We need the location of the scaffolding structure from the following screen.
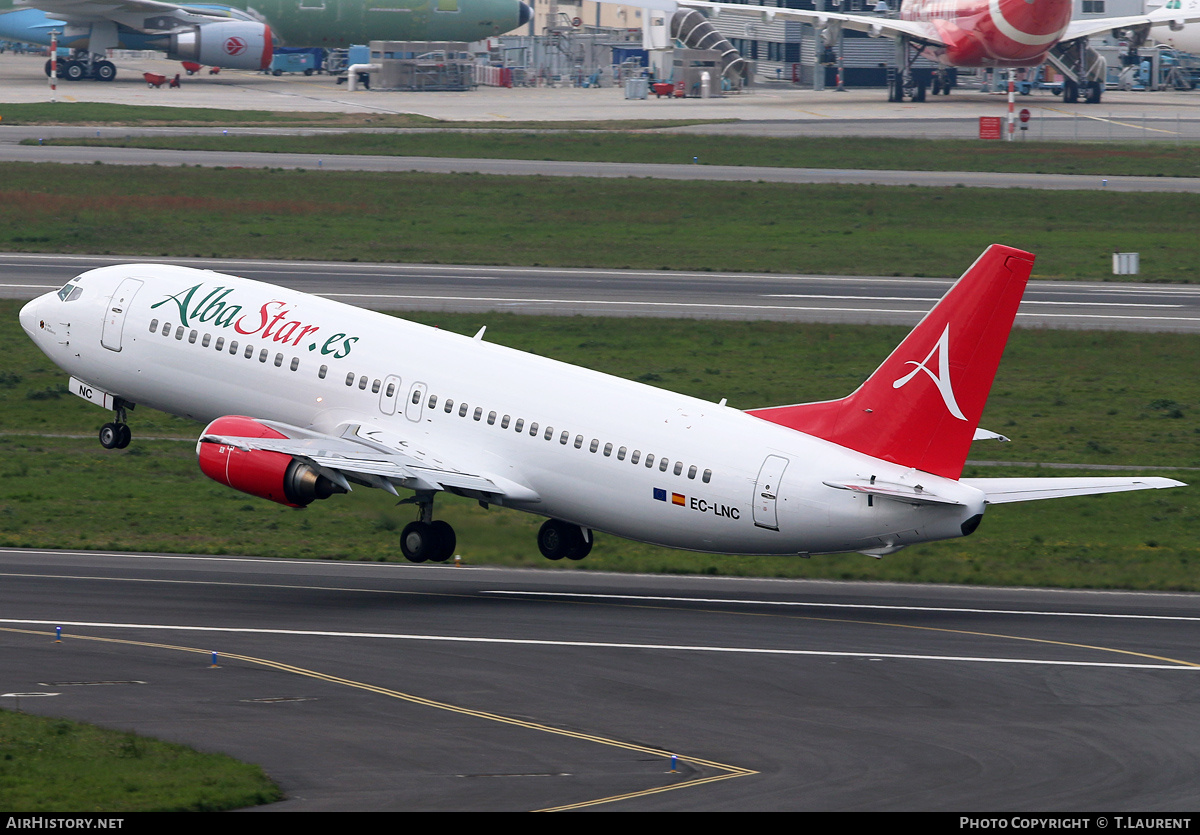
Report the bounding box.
[494,27,641,87]
[369,41,474,92]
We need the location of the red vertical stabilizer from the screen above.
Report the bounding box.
[747,245,1034,480]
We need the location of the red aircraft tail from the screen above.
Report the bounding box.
[747,245,1034,480]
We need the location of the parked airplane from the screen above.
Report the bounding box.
[616,0,1200,103]
[0,0,531,81]
[1148,0,1200,54]
[18,246,1183,562]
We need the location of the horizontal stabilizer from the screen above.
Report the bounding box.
[822,479,965,506]
[973,427,1010,442]
[961,477,1186,504]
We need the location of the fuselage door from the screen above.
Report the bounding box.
[405,382,428,422]
[379,375,401,415]
[753,454,790,531]
[100,278,144,353]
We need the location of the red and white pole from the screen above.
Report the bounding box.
[1006,68,1015,141]
[49,29,58,102]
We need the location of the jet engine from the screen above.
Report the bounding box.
[162,21,273,71]
[197,416,345,508]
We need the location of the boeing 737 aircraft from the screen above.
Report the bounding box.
[18,247,1183,563]
[0,0,531,80]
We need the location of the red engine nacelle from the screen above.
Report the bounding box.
[165,21,273,71]
[197,416,345,508]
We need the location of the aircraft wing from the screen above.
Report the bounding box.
[199,419,541,503]
[600,0,946,47]
[1062,6,1200,41]
[959,476,1185,504]
[15,0,238,24]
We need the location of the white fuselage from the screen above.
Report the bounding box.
[1149,0,1200,53]
[19,264,987,556]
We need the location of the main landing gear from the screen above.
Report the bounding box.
[399,491,457,563]
[45,53,117,82]
[1062,79,1103,104]
[886,38,947,103]
[397,491,594,563]
[537,519,592,561]
[98,403,132,450]
[400,519,457,563]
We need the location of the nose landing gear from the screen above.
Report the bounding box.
[98,402,132,450]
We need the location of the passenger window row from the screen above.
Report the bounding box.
[423,392,712,484]
[149,319,300,372]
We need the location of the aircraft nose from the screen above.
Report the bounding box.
[19,296,42,339]
[518,1,532,27]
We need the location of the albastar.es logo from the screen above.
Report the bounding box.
[151,283,358,358]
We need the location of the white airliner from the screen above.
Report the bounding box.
[1150,0,1200,55]
[18,246,1184,563]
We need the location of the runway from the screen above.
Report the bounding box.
[3,547,1199,811]
[4,132,1200,193]
[3,251,1199,332]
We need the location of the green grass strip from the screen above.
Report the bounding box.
[2,162,1198,280]
[35,133,1200,178]
[0,709,281,812]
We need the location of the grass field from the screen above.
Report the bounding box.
[0,708,281,811]
[3,162,1199,281]
[3,301,1195,589]
[39,132,1200,178]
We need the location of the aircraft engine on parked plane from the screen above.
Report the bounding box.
[159,21,273,71]
[197,416,346,508]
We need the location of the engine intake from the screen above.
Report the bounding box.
[164,21,273,71]
[197,416,346,508]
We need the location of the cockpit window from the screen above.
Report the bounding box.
[57,283,83,302]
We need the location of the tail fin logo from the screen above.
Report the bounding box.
[892,324,967,421]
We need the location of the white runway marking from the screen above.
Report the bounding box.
[484,590,1200,623]
[764,295,1182,308]
[1,617,1194,670]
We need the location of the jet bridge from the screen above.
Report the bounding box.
[670,8,749,86]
